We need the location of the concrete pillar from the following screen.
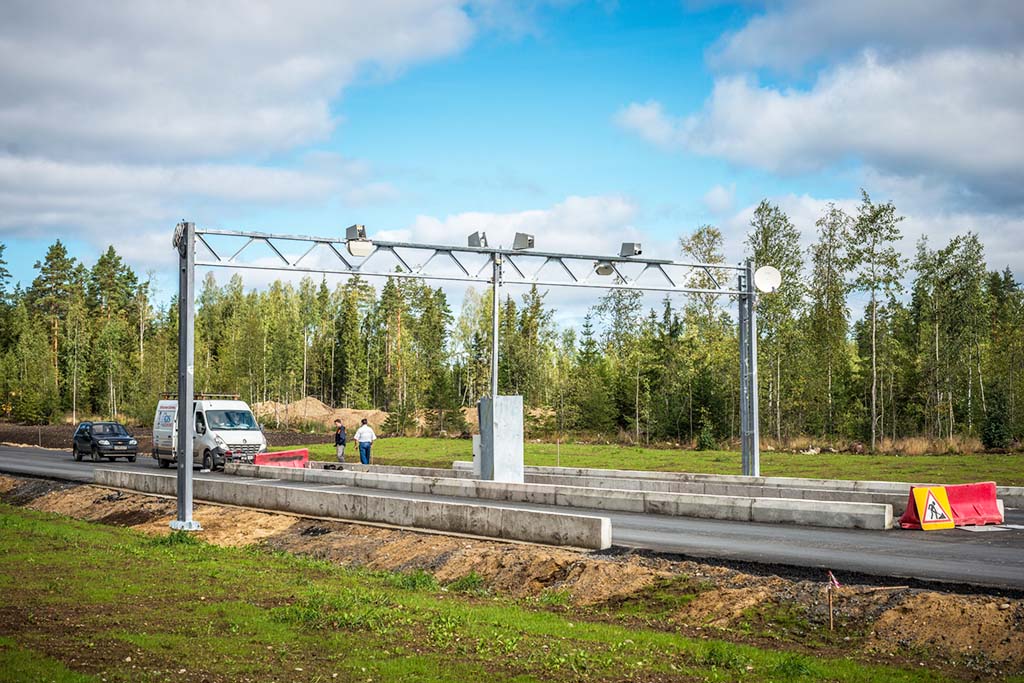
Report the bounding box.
[477,395,524,484]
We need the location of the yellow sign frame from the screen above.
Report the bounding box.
[913,486,955,530]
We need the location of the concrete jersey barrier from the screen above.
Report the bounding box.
[228,463,894,530]
[452,461,1023,510]
[93,469,611,550]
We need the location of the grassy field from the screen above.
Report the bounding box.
[0,504,990,683]
[279,437,1024,486]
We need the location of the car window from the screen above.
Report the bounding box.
[205,410,258,431]
[93,424,128,436]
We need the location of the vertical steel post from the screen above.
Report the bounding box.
[490,251,501,398]
[738,266,750,475]
[747,260,761,477]
[172,222,201,531]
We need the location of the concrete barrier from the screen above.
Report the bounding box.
[452,460,1022,511]
[93,469,611,549]
[228,463,893,530]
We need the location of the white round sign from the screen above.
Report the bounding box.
[753,265,782,293]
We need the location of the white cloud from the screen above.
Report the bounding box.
[702,183,735,215]
[710,0,1024,74]
[617,49,1024,206]
[0,154,394,269]
[378,194,643,254]
[0,1,477,161]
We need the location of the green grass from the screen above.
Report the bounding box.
[280,437,1024,485]
[0,504,966,683]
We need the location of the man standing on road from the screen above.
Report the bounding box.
[333,419,347,463]
[354,418,376,465]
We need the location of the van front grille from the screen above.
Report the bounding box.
[228,443,261,456]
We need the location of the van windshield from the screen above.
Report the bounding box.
[205,410,259,431]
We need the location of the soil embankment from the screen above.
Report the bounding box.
[1,472,1021,679]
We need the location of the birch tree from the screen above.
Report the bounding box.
[848,190,904,451]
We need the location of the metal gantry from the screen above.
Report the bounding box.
[172,223,762,528]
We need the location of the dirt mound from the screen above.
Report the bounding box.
[332,408,389,430]
[868,593,1024,665]
[679,586,775,627]
[134,504,299,546]
[27,485,175,526]
[252,400,286,417]
[461,406,479,432]
[287,396,334,421]
[265,520,668,604]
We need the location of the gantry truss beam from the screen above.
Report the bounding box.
[194,228,745,296]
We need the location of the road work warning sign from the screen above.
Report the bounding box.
[913,487,955,530]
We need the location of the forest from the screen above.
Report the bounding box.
[1,190,1021,452]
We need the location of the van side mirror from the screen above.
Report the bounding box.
[197,424,206,435]
[258,423,264,432]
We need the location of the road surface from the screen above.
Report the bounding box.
[2,443,1022,591]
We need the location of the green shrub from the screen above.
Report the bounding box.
[446,571,486,594]
[696,407,717,451]
[983,385,1012,450]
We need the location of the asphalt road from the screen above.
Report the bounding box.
[2,443,1023,591]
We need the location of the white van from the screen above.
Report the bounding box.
[152,395,268,471]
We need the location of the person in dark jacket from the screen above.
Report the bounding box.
[333,419,347,463]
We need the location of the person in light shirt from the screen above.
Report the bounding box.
[353,418,376,465]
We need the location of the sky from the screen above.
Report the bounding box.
[1,0,1023,324]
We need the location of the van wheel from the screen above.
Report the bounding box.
[157,458,170,469]
[202,450,213,471]
[91,448,100,462]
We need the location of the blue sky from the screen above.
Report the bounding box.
[1,1,1022,320]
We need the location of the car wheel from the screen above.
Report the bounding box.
[90,448,100,462]
[73,445,82,462]
[202,450,213,471]
[157,458,170,469]
[127,456,137,463]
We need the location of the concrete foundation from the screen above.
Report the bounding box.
[227,463,893,530]
[93,469,611,550]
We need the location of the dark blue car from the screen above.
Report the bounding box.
[72,421,139,462]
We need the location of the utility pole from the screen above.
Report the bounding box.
[739,260,761,477]
[172,222,201,531]
[490,251,502,398]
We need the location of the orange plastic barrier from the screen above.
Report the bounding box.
[253,449,309,468]
[899,481,1003,529]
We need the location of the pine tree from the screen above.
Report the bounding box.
[28,240,77,393]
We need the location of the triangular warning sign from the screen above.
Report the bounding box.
[922,491,950,523]
[911,486,955,530]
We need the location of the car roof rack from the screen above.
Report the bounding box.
[160,392,241,400]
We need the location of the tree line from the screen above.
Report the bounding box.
[1,190,1021,449]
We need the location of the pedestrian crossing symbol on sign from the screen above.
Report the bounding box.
[912,486,955,530]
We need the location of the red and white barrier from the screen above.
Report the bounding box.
[253,449,309,468]
[899,481,1003,530]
